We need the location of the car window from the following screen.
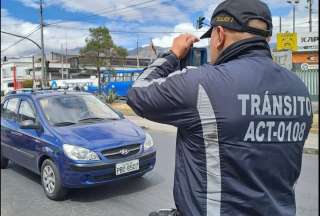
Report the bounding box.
[2,98,19,120]
[1,100,9,113]
[18,100,36,123]
[39,94,120,125]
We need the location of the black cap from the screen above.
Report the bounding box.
[200,0,273,39]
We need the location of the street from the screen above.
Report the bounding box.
[1,129,319,216]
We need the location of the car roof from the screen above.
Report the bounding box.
[3,90,92,101]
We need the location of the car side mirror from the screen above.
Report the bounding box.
[20,120,41,130]
[115,110,124,118]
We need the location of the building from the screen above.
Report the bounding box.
[275,32,319,101]
[0,51,150,95]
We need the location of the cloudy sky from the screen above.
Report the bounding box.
[1,0,319,57]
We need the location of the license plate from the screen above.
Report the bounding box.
[115,159,139,176]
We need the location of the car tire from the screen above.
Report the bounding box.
[1,154,9,169]
[41,159,67,201]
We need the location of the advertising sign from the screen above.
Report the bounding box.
[272,50,293,70]
[277,32,298,51]
[300,63,318,71]
[298,32,319,51]
[292,52,318,64]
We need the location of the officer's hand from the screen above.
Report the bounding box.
[170,34,199,60]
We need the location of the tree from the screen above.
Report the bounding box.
[113,46,128,66]
[80,26,114,94]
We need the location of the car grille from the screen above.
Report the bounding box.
[93,164,150,181]
[101,144,141,160]
[92,152,156,181]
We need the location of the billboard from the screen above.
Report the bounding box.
[292,52,318,64]
[298,32,319,51]
[276,32,298,51]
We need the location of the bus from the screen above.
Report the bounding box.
[85,69,144,97]
[102,69,143,97]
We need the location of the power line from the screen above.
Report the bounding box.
[48,25,206,34]
[46,0,160,27]
[1,25,41,53]
[1,30,42,49]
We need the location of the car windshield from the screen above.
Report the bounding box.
[39,94,120,126]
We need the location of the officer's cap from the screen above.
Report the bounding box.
[200,0,273,39]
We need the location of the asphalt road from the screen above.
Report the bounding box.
[1,130,319,216]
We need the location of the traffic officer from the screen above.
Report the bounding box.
[127,0,313,215]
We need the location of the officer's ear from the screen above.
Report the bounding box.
[266,36,271,43]
[215,26,226,50]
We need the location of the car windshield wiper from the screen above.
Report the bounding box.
[54,121,77,126]
[78,117,120,122]
[78,117,106,122]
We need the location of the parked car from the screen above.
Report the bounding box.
[1,89,156,200]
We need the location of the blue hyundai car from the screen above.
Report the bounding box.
[1,90,156,200]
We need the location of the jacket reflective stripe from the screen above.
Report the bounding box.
[197,85,221,216]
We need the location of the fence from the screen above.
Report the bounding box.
[293,69,319,101]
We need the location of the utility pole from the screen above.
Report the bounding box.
[136,35,140,68]
[287,0,299,33]
[293,3,296,33]
[307,0,312,32]
[279,16,282,33]
[32,56,36,88]
[40,0,46,87]
[65,39,68,79]
[61,44,64,79]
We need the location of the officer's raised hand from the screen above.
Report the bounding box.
[170,34,199,59]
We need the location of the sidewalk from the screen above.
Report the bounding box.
[304,133,319,154]
[126,115,319,154]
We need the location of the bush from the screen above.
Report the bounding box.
[107,89,117,104]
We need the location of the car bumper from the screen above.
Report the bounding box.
[61,151,156,188]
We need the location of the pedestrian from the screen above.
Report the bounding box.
[127,0,313,215]
[74,85,81,91]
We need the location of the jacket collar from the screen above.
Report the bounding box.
[214,37,272,65]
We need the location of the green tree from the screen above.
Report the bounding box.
[113,46,128,66]
[80,26,114,94]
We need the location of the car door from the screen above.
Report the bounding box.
[16,98,41,172]
[1,99,10,158]
[0,97,22,162]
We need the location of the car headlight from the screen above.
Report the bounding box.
[143,132,154,150]
[63,144,100,161]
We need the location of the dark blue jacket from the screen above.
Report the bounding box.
[127,37,313,216]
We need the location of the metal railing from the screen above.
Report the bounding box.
[293,69,319,101]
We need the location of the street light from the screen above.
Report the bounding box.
[287,0,300,33]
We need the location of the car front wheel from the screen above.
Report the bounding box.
[41,159,67,200]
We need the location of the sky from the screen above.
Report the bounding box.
[1,0,319,57]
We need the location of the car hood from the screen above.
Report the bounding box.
[52,119,145,150]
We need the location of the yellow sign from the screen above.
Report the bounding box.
[277,32,298,51]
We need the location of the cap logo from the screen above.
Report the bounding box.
[215,16,234,23]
